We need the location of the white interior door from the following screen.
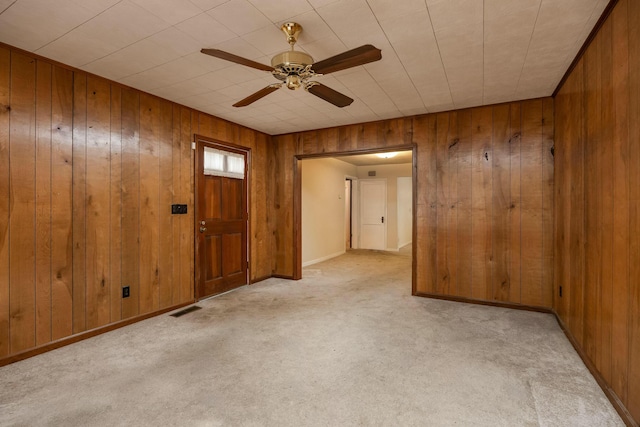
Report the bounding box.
[359,179,387,250]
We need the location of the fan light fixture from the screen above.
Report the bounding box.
[376,152,398,159]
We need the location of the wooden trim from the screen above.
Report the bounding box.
[293,156,302,280]
[0,300,194,367]
[413,292,553,313]
[411,145,418,296]
[554,314,638,427]
[553,0,620,97]
[250,275,272,284]
[414,291,637,427]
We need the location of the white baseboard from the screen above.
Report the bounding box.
[302,250,346,267]
[386,247,399,252]
[398,240,412,249]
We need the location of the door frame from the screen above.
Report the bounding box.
[194,135,251,300]
[294,145,416,293]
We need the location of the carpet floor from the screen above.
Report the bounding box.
[0,249,623,426]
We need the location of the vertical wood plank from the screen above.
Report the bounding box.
[447,112,458,296]
[627,0,640,419]
[554,86,570,319]
[456,110,472,298]
[9,52,37,352]
[302,132,317,154]
[50,65,73,341]
[72,71,87,334]
[491,104,510,302]
[508,103,522,304]
[610,0,629,404]
[541,98,554,307]
[0,47,10,356]
[520,99,544,307]
[600,18,614,385]
[35,60,52,346]
[178,107,192,303]
[159,100,173,309]
[470,106,492,299]
[584,40,601,364]
[139,94,160,314]
[171,105,181,303]
[413,115,436,293]
[85,76,111,330]
[436,112,450,294]
[183,108,196,300]
[109,85,122,323]
[121,88,140,319]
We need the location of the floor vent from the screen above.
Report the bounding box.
[170,305,202,318]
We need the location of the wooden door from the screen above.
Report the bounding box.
[360,179,387,250]
[196,141,248,299]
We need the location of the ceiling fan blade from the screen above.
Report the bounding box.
[201,49,274,72]
[311,44,381,75]
[233,85,280,107]
[306,83,353,108]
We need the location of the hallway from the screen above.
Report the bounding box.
[0,249,621,426]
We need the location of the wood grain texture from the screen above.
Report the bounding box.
[610,0,630,405]
[600,17,614,386]
[0,44,272,361]
[491,104,510,302]
[455,110,472,299]
[521,99,545,307]
[72,72,87,334]
[139,94,160,314]
[554,1,639,423]
[628,0,640,420]
[273,102,552,306]
[470,106,492,300]
[179,107,192,303]
[35,60,52,346]
[10,52,37,353]
[508,103,522,304]
[0,47,9,357]
[50,65,73,341]
[120,88,140,320]
[85,76,111,330]
[109,85,122,323]
[158,100,173,309]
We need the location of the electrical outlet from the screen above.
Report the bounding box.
[122,286,130,298]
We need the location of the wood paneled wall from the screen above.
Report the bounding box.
[0,45,272,359]
[554,0,640,423]
[272,99,554,307]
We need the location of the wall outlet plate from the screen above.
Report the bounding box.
[122,286,130,298]
[171,204,187,214]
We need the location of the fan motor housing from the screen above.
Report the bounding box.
[271,50,313,71]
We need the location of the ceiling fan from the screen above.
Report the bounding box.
[200,22,382,108]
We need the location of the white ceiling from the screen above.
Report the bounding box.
[0,0,607,135]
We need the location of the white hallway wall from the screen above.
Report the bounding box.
[302,158,357,266]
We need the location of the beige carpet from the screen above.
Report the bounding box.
[0,249,622,426]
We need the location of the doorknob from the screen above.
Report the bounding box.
[381,216,384,223]
[199,226,207,233]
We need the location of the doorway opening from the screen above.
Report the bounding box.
[295,147,415,290]
[194,137,251,300]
